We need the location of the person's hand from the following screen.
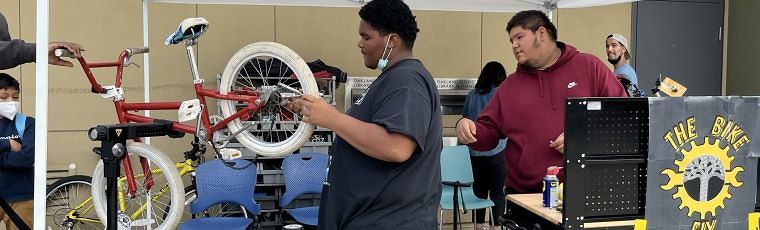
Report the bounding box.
[550,132,565,154]
[282,98,302,114]
[48,41,84,67]
[294,94,339,128]
[10,139,21,152]
[456,118,477,144]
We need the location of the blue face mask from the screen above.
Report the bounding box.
[376,35,393,71]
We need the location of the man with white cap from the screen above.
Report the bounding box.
[606,33,639,86]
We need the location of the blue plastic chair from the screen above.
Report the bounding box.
[280,152,329,226]
[440,145,495,229]
[180,159,261,230]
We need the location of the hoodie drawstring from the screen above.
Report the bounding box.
[548,70,556,110]
[538,72,544,97]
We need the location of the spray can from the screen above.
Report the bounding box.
[542,166,562,208]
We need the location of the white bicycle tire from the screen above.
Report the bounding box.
[220,41,317,156]
[91,143,184,230]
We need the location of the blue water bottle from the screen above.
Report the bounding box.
[542,166,562,208]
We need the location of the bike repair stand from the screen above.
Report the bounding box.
[88,120,184,230]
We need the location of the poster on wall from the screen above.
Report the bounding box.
[646,97,760,230]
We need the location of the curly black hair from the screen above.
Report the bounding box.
[506,10,557,41]
[359,0,420,49]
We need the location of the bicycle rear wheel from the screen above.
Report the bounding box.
[219,42,317,156]
[90,143,185,230]
[46,175,103,230]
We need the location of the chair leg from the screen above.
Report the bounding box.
[473,211,477,229]
[439,210,443,230]
[488,206,494,229]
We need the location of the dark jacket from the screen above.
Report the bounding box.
[0,115,35,202]
[0,12,36,70]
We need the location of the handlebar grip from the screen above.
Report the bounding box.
[54,49,76,58]
[128,47,150,56]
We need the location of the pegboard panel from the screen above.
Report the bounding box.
[584,108,648,156]
[564,98,649,229]
[583,163,646,216]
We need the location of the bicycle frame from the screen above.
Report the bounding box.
[61,159,195,225]
[117,160,195,221]
[75,45,261,137]
[71,43,261,198]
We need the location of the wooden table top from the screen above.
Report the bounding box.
[506,193,563,224]
[506,193,636,228]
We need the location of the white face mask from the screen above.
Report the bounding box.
[376,35,393,71]
[0,101,20,120]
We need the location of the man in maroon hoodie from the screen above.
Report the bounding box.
[458,9,626,193]
[456,10,626,226]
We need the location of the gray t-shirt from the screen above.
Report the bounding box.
[318,59,443,230]
[614,63,638,86]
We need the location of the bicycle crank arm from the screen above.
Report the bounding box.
[214,121,256,143]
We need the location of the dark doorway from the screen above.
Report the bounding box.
[632,0,724,96]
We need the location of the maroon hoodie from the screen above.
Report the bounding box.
[469,42,627,193]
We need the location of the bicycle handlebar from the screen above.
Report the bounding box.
[127,47,150,56]
[55,47,150,58]
[54,49,77,58]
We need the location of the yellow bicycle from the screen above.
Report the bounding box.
[46,141,249,230]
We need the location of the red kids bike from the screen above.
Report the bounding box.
[57,17,317,229]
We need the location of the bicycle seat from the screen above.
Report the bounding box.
[165,17,209,45]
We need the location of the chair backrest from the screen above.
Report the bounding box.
[280,153,329,207]
[440,145,474,184]
[190,159,260,215]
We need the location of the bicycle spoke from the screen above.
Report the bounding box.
[237,71,256,90]
[265,56,274,82]
[238,62,257,90]
[280,104,298,115]
[277,59,286,86]
[47,176,101,230]
[121,168,173,227]
[277,105,299,141]
[285,80,301,88]
[248,59,269,87]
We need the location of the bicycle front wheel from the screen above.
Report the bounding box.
[90,143,185,230]
[46,175,103,230]
[219,42,317,156]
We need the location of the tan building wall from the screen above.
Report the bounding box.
[726,0,760,95]
[0,1,630,178]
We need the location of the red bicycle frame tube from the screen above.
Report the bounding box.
[75,49,262,197]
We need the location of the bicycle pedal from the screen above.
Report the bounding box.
[220,148,242,160]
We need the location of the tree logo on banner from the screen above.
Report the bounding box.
[660,116,751,229]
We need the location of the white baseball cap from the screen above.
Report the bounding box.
[607,33,631,59]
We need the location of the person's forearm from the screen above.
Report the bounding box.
[325,113,415,163]
[0,145,35,169]
[0,40,36,70]
[468,121,501,151]
[0,139,10,152]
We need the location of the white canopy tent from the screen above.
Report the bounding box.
[151,0,638,13]
[33,0,637,229]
